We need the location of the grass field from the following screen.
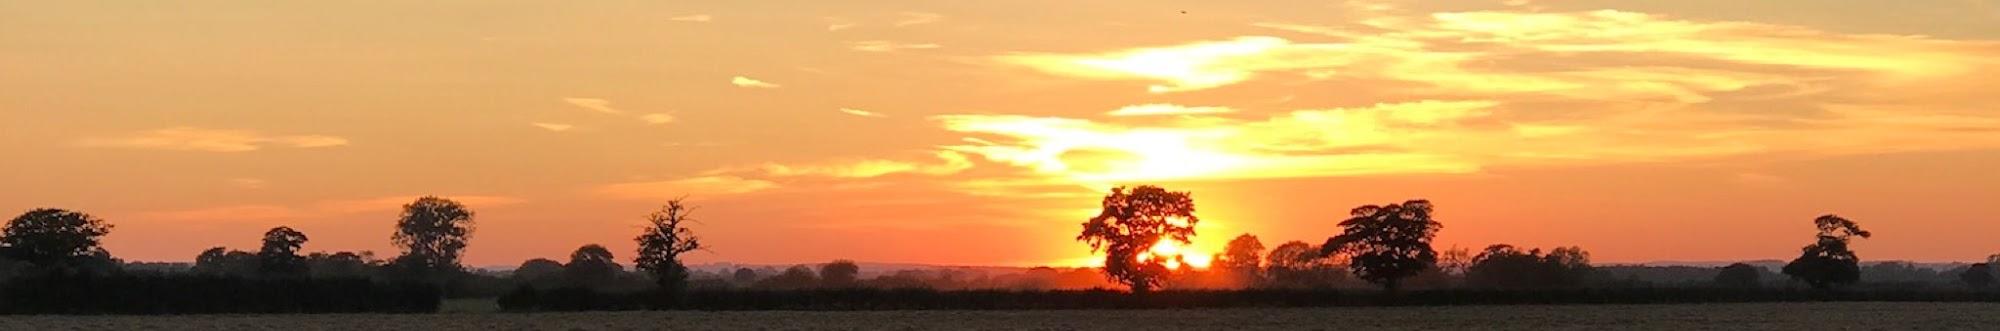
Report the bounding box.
[2,302,1993,330]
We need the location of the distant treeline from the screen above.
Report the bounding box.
[495,287,2000,311]
[4,190,1999,314]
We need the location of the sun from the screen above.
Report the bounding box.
[1140,239,1213,269]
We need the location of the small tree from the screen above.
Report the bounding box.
[1215,234,1265,271]
[819,260,861,288]
[1323,200,1443,291]
[193,246,258,276]
[1715,263,1764,288]
[513,258,564,284]
[388,196,475,282]
[1963,263,1995,289]
[1077,185,1199,293]
[635,198,704,292]
[257,226,310,277]
[1782,215,1870,289]
[1265,241,1346,289]
[564,244,622,288]
[1,209,114,271]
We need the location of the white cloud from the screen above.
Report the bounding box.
[839,108,887,118]
[563,98,623,114]
[895,12,944,27]
[78,127,349,152]
[1106,104,1235,116]
[669,14,712,22]
[731,76,782,88]
[531,122,575,132]
[640,113,676,125]
[849,40,942,52]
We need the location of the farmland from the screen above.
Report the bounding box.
[4,302,1995,330]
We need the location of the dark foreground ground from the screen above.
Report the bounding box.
[1,302,1991,330]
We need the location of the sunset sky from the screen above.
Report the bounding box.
[3,0,1998,268]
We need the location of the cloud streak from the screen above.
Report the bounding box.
[78,127,348,152]
[895,12,944,27]
[839,108,887,118]
[563,98,624,114]
[731,76,781,88]
[849,40,942,52]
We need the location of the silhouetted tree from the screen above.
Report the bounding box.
[1,209,114,272]
[1715,263,1764,288]
[634,199,703,292]
[1436,246,1473,276]
[305,251,378,279]
[1323,200,1442,291]
[387,196,475,282]
[193,247,258,276]
[754,265,819,290]
[1215,234,1265,271]
[1782,215,1870,289]
[564,244,622,288]
[1465,245,1593,289]
[820,260,861,288]
[1265,241,1346,288]
[257,226,309,277]
[731,268,759,284]
[1077,185,1199,293]
[514,258,563,283]
[1962,263,1995,289]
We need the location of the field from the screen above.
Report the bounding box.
[2,302,1995,330]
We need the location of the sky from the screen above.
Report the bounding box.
[2,0,1998,268]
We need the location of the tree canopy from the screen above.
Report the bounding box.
[565,244,622,288]
[257,226,310,277]
[388,196,475,280]
[1,209,114,271]
[1215,234,1265,272]
[1322,200,1442,290]
[1714,263,1764,288]
[1781,215,1870,289]
[1077,185,1199,293]
[1464,245,1594,289]
[634,198,704,292]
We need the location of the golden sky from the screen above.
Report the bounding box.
[4,0,1999,267]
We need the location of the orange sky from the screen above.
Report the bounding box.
[3,0,1998,267]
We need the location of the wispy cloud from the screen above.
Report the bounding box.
[596,176,780,200]
[229,178,269,190]
[137,195,524,222]
[531,122,575,132]
[895,12,944,27]
[749,151,973,179]
[1106,104,1235,116]
[825,17,858,31]
[138,205,310,222]
[731,76,782,88]
[838,108,888,118]
[849,40,942,52]
[669,14,712,22]
[639,113,676,125]
[78,127,348,152]
[1001,10,1993,95]
[563,97,624,114]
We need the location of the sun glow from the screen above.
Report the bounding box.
[1141,239,1212,269]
